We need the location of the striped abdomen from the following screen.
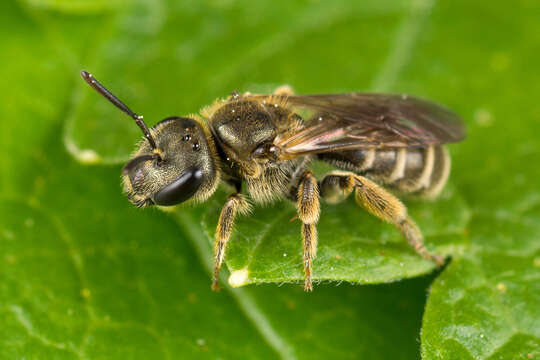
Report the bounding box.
[318,145,450,198]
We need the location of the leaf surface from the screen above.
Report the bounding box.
[1,0,539,359]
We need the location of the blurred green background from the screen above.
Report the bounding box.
[1,0,539,359]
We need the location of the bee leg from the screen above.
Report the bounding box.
[273,85,295,96]
[213,193,251,291]
[320,171,444,265]
[296,170,320,291]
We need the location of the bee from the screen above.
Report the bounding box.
[81,70,465,291]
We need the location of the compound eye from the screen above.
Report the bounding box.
[152,167,203,206]
[122,154,157,176]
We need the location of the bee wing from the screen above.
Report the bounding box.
[257,93,465,158]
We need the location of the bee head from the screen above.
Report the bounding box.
[80,71,219,208]
[122,116,219,207]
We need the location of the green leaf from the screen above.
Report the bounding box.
[394,1,540,357]
[65,0,412,163]
[21,0,127,14]
[197,186,469,287]
[2,0,539,359]
[65,0,470,287]
[1,1,435,359]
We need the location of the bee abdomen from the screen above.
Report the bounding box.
[318,145,450,198]
[417,146,451,198]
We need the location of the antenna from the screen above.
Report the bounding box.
[80,70,157,150]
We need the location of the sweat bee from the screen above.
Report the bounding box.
[81,70,465,291]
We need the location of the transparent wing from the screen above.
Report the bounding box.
[253,93,465,159]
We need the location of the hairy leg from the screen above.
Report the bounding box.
[213,193,251,290]
[319,170,444,265]
[296,170,320,291]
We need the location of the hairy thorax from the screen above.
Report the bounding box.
[204,96,305,204]
[244,158,307,204]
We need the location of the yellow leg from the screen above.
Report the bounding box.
[213,193,251,291]
[296,170,320,291]
[320,170,444,265]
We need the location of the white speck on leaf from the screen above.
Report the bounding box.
[229,268,249,287]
